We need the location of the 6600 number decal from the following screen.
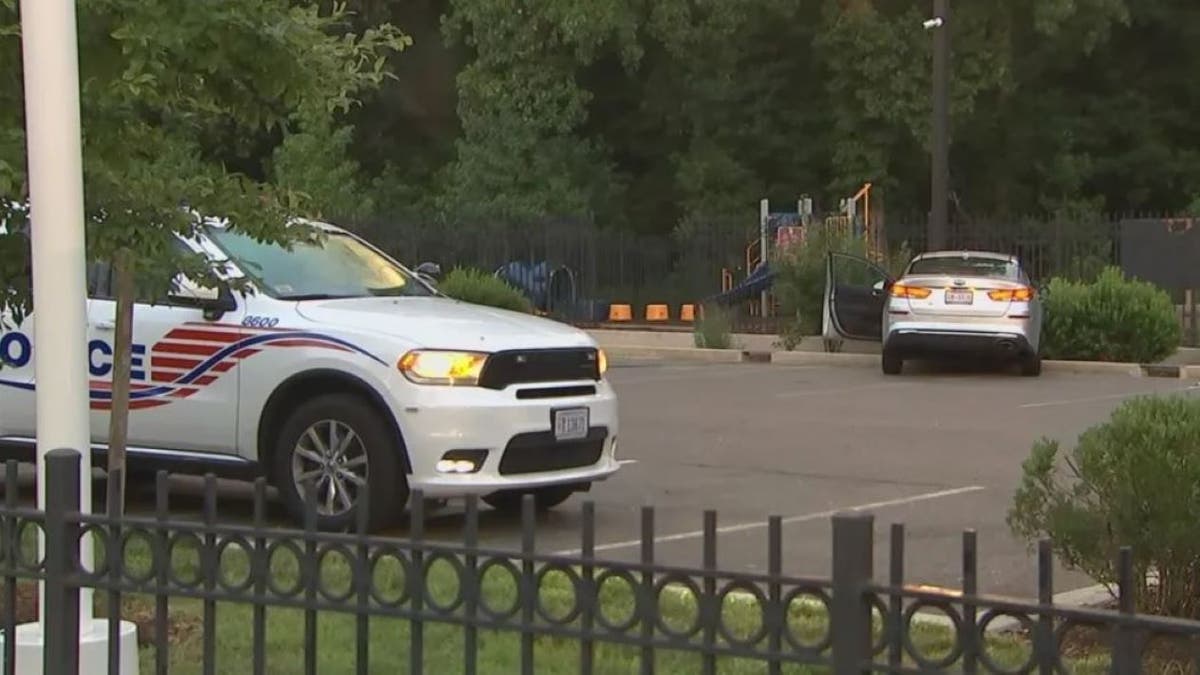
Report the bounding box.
[242,316,280,328]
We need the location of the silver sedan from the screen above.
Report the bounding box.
[822,250,1044,376]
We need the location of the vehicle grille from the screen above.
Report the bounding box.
[497,428,607,476]
[478,348,600,390]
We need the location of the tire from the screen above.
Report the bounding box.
[1020,352,1042,377]
[272,393,408,532]
[881,349,903,375]
[482,483,583,514]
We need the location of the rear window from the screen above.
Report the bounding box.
[906,256,1022,280]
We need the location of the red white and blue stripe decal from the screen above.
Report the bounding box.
[1,322,383,411]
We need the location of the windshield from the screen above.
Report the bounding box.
[906,256,1023,281]
[204,225,435,300]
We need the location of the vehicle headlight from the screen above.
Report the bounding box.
[397,350,489,386]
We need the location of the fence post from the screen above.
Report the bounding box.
[832,512,874,675]
[43,447,82,675]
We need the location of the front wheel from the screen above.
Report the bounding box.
[273,393,408,532]
[482,483,584,514]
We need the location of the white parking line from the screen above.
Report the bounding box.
[553,485,986,556]
[1018,385,1199,409]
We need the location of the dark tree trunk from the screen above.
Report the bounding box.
[106,249,135,517]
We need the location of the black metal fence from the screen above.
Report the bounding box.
[349,214,1189,331]
[7,448,1200,674]
[354,217,750,324]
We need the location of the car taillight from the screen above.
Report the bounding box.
[891,284,932,299]
[987,287,1035,302]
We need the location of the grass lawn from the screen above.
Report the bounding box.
[5,530,1129,674]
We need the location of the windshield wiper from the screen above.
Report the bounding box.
[366,285,431,297]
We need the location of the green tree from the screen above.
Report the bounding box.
[0,0,409,513]
[438,0,640,225]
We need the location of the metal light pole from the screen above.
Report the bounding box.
[17,1,139,671]
[19,0,93,631]
[927,0,950,251]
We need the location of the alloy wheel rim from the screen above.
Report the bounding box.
[290,419,368,517]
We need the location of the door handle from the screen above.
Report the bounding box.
[93,320,115,331]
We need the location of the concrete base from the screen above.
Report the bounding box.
[4,620,140,675]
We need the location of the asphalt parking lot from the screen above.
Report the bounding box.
[10,360,1198,601]
[421,359,1196,600]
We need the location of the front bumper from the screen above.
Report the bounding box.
[394,379,621,498]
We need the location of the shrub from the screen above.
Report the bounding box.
[436,267,533,314]
[1041,267,1180,363]
[1007,395,1200,618]
[693,304,733,349]
[774,319,806,351]
[772,224,866,336]
[772,224,912,336]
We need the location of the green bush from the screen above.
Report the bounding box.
[772,224,911,336]
[1041,267,1180,363]
[693,304,733,349]
[436,267,533,313]
[1007,395,1200,618]
[773,225,864,336]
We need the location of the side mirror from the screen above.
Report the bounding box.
[872,279,892,295]
[202,284,238,321]
[168,276,237,321]
[415,261,442,285]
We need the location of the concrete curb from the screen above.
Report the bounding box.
[1042,359,1146,377]
[770,351,878,368]
[605,346,1194,379]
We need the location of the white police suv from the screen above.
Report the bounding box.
[0,217,620,531]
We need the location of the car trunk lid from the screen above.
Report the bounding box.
[896,274,1027,318]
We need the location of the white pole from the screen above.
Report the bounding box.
[19,0,94,633]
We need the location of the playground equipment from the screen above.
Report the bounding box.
[494,260,580,317]
[709,183,879,316]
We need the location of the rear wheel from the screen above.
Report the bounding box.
[273,393,408,532]
[881,349,903,375]
[482,483,583,514]
[1020,352,1042,377]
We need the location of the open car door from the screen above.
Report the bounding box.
[822,252,893,342]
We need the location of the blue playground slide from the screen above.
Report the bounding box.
[495,260,579,314]
[705,262,776,305]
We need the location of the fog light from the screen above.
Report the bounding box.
[436,449,488,474]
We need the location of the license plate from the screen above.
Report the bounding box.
[553,408,589,441]
[945,290,974,305]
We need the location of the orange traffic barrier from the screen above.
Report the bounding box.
[608,304,632,322]
[680,304,695,322]
[645,304,669,322]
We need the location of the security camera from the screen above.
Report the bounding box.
[923,17,944,29]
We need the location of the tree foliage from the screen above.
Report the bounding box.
[4,0,1199,285]
[329,0,1200,233]
[0,0,409,510]
[0,0,409,304]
